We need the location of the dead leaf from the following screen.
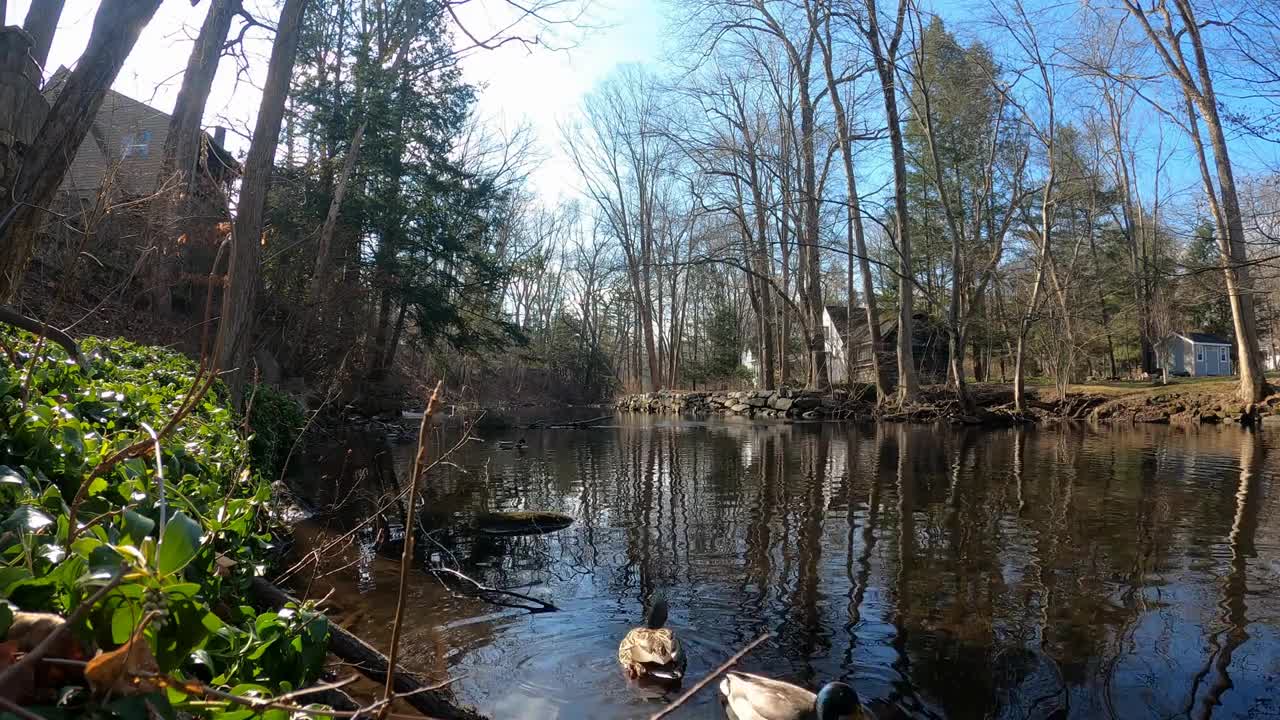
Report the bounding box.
[85,626,161,696]
[0,640,34,703]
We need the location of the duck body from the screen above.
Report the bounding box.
[720,672,865,720]
[618,598,686,682]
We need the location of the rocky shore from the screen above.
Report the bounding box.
[616,381,1280,428]
[616,387,870,420]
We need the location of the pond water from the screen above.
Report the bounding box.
[289,417,1280,719]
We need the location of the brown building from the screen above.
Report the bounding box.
[42,66,237,206]
[823,304,949,385]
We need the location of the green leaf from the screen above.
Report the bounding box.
[86,477,108,497]
[0,603,12,638]
[3,505,53,533]
[0,567,32,594]
[111,603,141,644]
[0,466,25,487]
[121,509,156,545]
[156,512,202,576]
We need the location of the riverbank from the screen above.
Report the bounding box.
[617,377,1280,427]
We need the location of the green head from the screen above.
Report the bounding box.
[815,682,860,719]
[645,596,669,629]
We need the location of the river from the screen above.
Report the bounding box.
[288,416,1280,719]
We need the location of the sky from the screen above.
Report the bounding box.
[4,0,1274,212]
[2,0,661,203]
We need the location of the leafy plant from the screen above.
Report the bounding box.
[246,385,306,480]
[0,331,329,718]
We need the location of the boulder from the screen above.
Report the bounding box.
[771,397,795,412]
[747,397,768,408]
[801,410,822,420]
[731,403,751,413]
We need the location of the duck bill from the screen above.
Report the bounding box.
[646,668,683,682]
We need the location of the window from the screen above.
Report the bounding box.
[1221,347,1229,363]
[120,129,152,159]
[1196,348,1204,363]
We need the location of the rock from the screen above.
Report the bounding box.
[731,403,751,413]
[792,396,822,411]
[747,397,767,408]
[778,385,793,398]
[801,410,821,420]
[1262,414,1280,427]
[772,397,794,412]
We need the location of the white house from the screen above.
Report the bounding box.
[1156,332,1234,377]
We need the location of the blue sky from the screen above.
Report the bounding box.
[4,0,1273,211]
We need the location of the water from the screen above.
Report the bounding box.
[289,417,1280,719]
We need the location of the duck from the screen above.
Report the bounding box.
[720,672,867,720]
[618,596,686,682]
[495,437,527,450]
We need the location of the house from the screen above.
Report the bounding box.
[823,304,948,385]
[1156,332,1234,377]
[41,67,237,205]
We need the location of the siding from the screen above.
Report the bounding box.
[58,90,172,201]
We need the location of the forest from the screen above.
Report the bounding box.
[0,0,1278,418]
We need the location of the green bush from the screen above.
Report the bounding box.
[0,332,328,718]
[246,385,306,481]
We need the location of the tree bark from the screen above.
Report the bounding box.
[0,0,163,302]
[151,0,239,315]
[816,6,887,400]
[21,0,65,70]
[215,0,309,401]
[861,0,918,403]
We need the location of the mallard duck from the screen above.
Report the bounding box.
[720,672,866,720]
[495,437,527,450]
[618,596,686,681]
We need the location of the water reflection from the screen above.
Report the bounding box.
[290,420,1280,719]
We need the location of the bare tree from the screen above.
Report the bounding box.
[216,0,310,401]
[1121,0,1266,402]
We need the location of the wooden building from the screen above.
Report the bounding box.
[823,304,949,386]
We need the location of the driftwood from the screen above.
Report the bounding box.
[525,414,612,429]
[0,306,91,372]
[248,577,488,720]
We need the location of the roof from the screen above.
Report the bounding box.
[1182,332,1233,346]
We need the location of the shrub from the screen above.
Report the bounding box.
[0,331,328,717]
[246,384,306,480]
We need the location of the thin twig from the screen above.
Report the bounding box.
[272,420,479,586]
[0,567,127,690]
[648,633,773,720]
[382,381,444,708]
[430,568,559,613]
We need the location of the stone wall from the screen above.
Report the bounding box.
[616,387,872,421]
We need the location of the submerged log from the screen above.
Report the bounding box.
[473,511,574,537]
[248,577,488,720]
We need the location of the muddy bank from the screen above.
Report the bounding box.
[1088,386,1280,426]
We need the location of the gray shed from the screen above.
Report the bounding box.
[1157,333,1234,377]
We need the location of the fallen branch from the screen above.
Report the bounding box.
[248,577,487,720]
[430,567,559,613]
[526,414,612,429]
[648,632,772,720]
[0,305,91,373]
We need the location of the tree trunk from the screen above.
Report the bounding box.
[861,0,918,403]
[151,0,238,315]
[215,0,309,401]
[21,0,65,69]
[310,120,366,305]
[818,11,887,400]
[0,0,163,302]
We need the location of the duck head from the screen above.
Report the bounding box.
[815,682,861,719]
[645,596,669,629]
